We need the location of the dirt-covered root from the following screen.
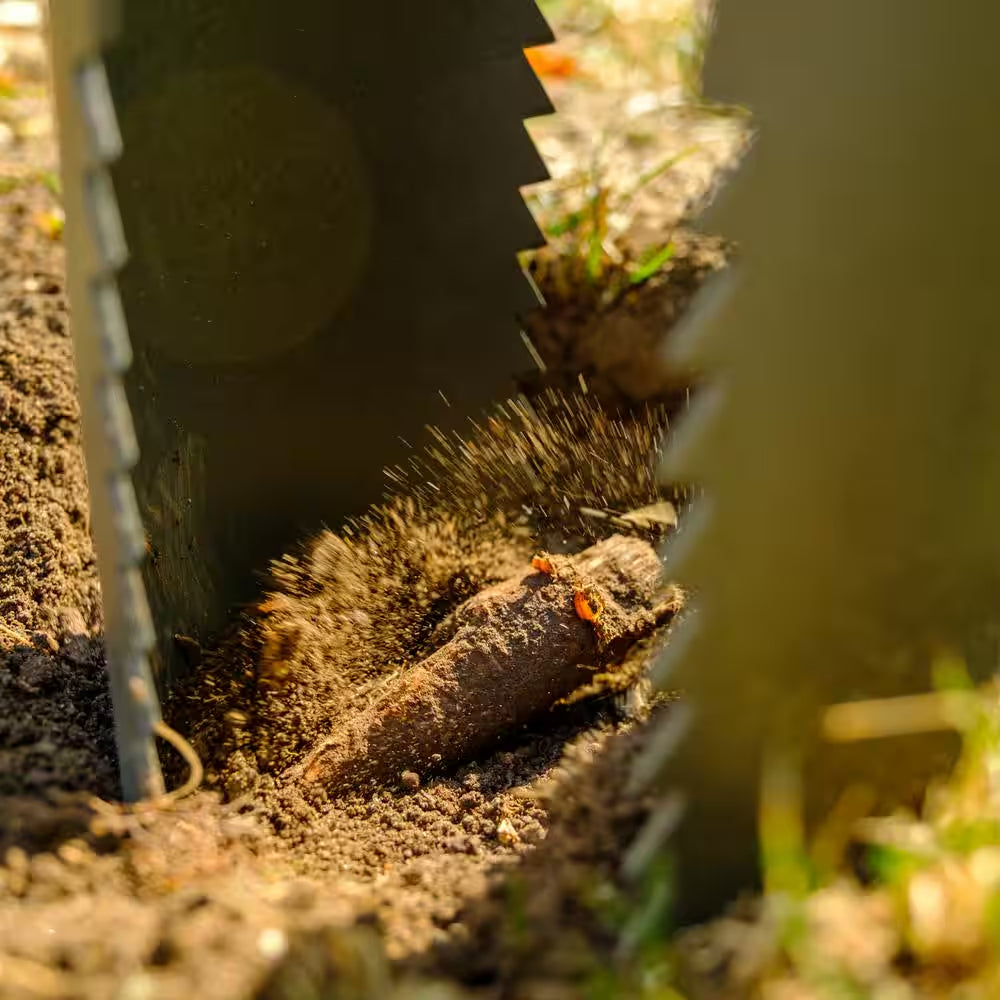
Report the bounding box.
[284,535,680,796]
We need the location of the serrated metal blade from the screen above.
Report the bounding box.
[635,0,1000,921]
[48,0,163,801]
[51,1,553,702]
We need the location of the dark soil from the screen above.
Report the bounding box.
[0,145,702,995]
[520,230,727,413]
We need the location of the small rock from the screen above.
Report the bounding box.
[496,818,519,846]
[400,770,421,792]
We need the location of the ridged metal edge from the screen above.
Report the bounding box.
[47,0,163,801]
[620,2,740,919]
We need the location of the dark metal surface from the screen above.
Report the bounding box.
[634,0,1000,922]
[74,1,553,680]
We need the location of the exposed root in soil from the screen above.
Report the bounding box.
[288,535,680,796]
[170,392,676,792]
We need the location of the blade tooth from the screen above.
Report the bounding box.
[467,54,552,189]
[76,59,122,161]
[49,1,164,801]
[512,118,554,187]
[645,606,705,692]
[626,699,695,798]
[655,495,715,594]
[108,475,148,569]
[120,567,156,657]
[656,380,726,485]
[620,789,686,883]
[82,169,127,270]
[486,256,547,323]
[509,259,546,316]
[92,278,132,373]
[517,0,556,48]
[96,379,139,470]
[512,50,557,123]
[493,193,549,255]
[462,0,556,53]
[660,261,740,371]
[461,185,549,250]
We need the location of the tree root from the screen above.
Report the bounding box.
[283,534,681,795]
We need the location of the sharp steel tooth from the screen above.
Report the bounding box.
[48,1,164,801]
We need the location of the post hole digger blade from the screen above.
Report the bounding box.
[47,0,554,800]
[628,0,1000,923]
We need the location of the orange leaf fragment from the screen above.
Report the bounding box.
[525,45,579,79]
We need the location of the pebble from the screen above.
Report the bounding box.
[496,818,519,846]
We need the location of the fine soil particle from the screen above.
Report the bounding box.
[0,172,689,997]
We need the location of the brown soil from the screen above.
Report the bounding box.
[0,182,116,839]
[0,183,101,638]
[0,162,703,997]
[520,230,727,413]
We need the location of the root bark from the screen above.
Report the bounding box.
[284,534,680,794]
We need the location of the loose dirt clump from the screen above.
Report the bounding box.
[520,229,727,412]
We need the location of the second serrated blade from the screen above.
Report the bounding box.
[633,0,1000,922]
